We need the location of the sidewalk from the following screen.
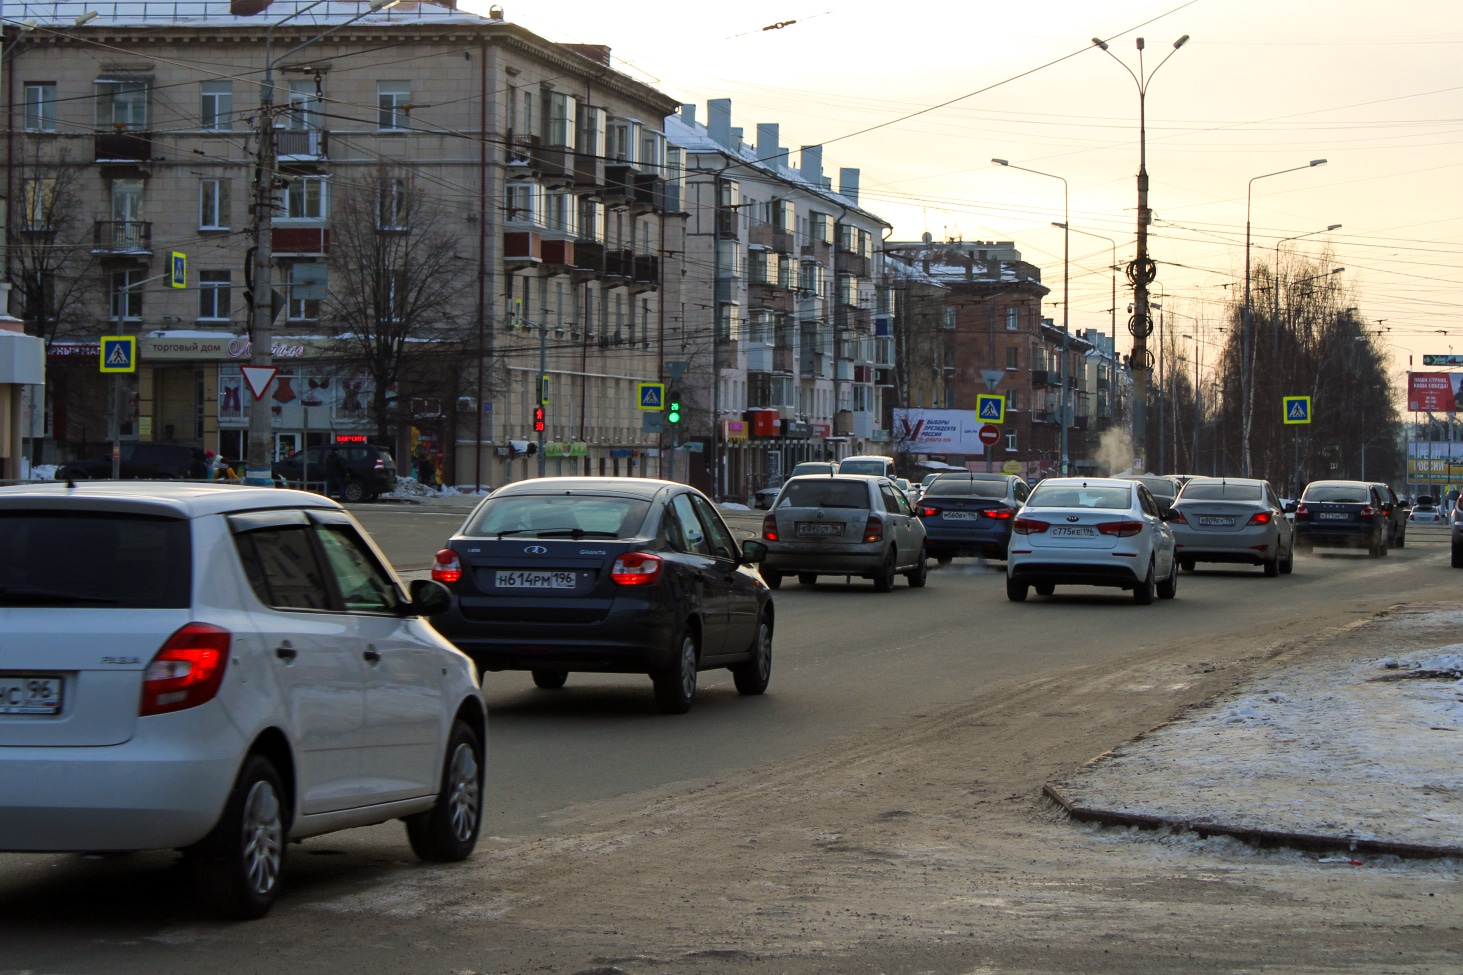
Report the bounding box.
[1047,603,1463,858]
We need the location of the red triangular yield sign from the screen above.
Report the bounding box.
[240,365,278,400]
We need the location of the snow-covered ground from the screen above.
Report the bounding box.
[1051,607,1463,855]
[378,477,491,501]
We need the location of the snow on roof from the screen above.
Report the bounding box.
[883,256,942,288]
[9,0,495,28]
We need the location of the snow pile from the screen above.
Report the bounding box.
[27,464,58,481]
[719,502,751,511]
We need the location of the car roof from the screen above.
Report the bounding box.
[933,471,1012,481]
[787,473,885,482]
[484,476,682,500]
[1034,477,1134,488]
[1182,476,1267,487]
[838,455,893,464]
[0,481,340,518]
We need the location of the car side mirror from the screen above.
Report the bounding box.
[740,539,768,565]
[408,578,451,616]
[1284,501,1298,514]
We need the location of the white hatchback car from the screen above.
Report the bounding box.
[0,483,485,918]
[1006,477,1178,604]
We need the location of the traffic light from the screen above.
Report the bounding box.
[533,406,546,432]
[666,393,681,425]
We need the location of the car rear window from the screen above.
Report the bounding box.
[1303,484,1371,503]
[837,460,889,476]
[464,495,650,538]
[1180,483,1264,502]
[0,510,191,607]
[926,478,1008,499]
[790,463,835,477]
[1416,505,1438,513]
[1027,484,1132,510]
[779,480,869,509]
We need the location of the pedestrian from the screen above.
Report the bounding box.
[324,447,348,499]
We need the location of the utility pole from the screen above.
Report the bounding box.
[537,320,547,476]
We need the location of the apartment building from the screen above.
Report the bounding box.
[665,101,891,501]
[3,1,682,485]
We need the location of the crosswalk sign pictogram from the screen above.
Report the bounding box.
[170,251,187,289]
[976,393,1006,424]
[1283,395,1312,425]
[99,336,136,373]
[638,382,666,411]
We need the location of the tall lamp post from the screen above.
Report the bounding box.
[1272,224,1340,356]
[1240,159,1327,478]
[992,158,1070,474]
[1093,33,1188,472]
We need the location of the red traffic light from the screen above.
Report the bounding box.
[533,406,545,432]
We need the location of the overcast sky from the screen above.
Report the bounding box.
[479,0,1463,385]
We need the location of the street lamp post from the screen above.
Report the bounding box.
[1241,160,1327,478]
[993,159,1069,474]
[1272,224,1340,357]
[1093,33,1188,472]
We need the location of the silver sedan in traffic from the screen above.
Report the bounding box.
[1169,477,1295,577]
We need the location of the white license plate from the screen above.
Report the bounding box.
[1198,516,1235,526]
[942,510,980,521]
[796,522,844,537]
[0,675,63,716]
[1317,513,1350,521]
[495,570,578,590]
[1049,526,1095,537]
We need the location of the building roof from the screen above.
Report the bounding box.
[7,0,492,27]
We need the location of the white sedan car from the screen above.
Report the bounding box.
[1006,477,1178,604]
[0,483,485,919]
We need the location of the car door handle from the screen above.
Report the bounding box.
[275,643,297,661]
[363,648,381,664]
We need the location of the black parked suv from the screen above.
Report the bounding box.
[55,442,209,480]
[272,443,397,501]
[1368,482,1406,549]
[1294,480,1390,556]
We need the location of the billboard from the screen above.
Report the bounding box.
[892,409,990,455]
[1407,441,1463,484]
[1407,372,1463,412]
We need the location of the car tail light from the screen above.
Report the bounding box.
[1295,503,1310,519]
[140,623,230,717]
[981,508,1013,520]
[1097,520,1144,537]
[863,516,883,543]
[1359,505,1376,520]
[611,552,663,586]
[432,549,462,584]
[919,506,939,517]
[762,514,779,541]
[1013,517,1049,534]
[1247,511,1272,526]
[1168,509,1188,524]
[374,456,385,471]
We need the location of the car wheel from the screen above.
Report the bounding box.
[1133,560,1156,605]
[531,669,567,690]
[1157,558,1179,599]
[1280,542,1295,575]
[731,613,772,696]
[1034,582,1055,597]
[1453,541,1463,568]
[1395,528,1406,549]
[405,720,483,862]
[763,571,783,590]
[652,629,699,714]
[188,753,287,920]
[341,479,367,503]
[798,572,818,586]
[905,546,928,588]
[872,549,897,592]
[1006,576,1028,602]
[1179,558,1196,573]
[1263,553,1280,577]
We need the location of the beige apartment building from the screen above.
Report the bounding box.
[3,1,682,486]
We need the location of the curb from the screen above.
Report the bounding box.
[1043,782,1463,860]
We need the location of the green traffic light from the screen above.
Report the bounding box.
[667,400,681,424]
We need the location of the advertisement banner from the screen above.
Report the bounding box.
[1407,372,1463,412]
[1406,441,1463,483]
[892,409,989,455]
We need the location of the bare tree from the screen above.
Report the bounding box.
[322,166,473,441]
[5,148,96,345]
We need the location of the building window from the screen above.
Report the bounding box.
[282,176,327,220]
[198,270,231,320]
[639,129,666,175]
[578,104,604,157]
[20,178,56,230]
[23,83,57,132]
[1006,306,1019,330]
[505,181,540,224]
[377,177,407,229]
[607,118,641,164]
[577,198,602,241]
[1007,389,1020,410]
[383,269,407,322]
[1005,432,1017,451]
[95,80,147,130]
[200,81,232,130]
[199,178,230,230]
[944,306,956,330]
[543,91,576,148]
[286,263,325,321]
[377,81,410,130]
[286,81,320,130]
[544,192,575,236]
[1005,346,1018,370]
[109,269,144,321]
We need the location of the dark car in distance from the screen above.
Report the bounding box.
[915,472,1030,563]
[1294,480,1390,556]
[1113,474,1180,513]
[272,442,397,501]
[429,478,772,714]
[55,442,209,481]
[1368,482,1406,549]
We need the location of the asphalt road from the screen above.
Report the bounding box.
[2,507,1457,973]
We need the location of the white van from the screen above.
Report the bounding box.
[837,455,897,479]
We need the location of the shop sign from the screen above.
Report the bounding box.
[610,448,634,458]
[723,419,748,441]
[811,422,832,438]
[782,420,812,438]
[544,442,566,457]
[568,441,589,457]
[47,342,100,359]
[750,410,781,438]
[138,335,312,360]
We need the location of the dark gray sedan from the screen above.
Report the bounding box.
[1169,477,1295,576]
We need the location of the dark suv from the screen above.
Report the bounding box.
[55,442,209,481]
[1294,480,1389,556]
[1368,482,1406,549]
[272,443,397,501]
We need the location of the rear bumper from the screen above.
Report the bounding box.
[922,524,1011,558]
[1295,524,1378,547]
[0,706,244,852]
[762,548,884,577]
[433,601,679,674]
[1172,526,1275,564]
[1009,560,1144,589]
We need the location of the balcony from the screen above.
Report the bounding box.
[276,128,327,161]
[633,174,664,212]
[604,248,633,280]
[272,227,329,255]
[801,239,831,265]
[541,238,575,271]
[573,152,605,191]
[746,344,774,374]
[799,351,827,379]
[506,133,539,173]
[572,240,604,279]
[92,220,152,255]
[748,281,794,314]
[834,306,871,331]
[715,276,741,303]
[503,231,542,265]
[603,164,637,205]
[632,254,660,290]
[835,251,870,277]
[716,208,739,239]
[94,132,152,162]
[533,143,575,187]
[749,224,794,254]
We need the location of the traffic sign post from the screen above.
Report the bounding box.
[99,337,136,373]
[638,382,666,411]
[978,424,1001,447]
[976,394,1006,425]
[1283,396,1311,425]
[169,251,187,289]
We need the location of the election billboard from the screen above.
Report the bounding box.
[1407,372,1463,412]
[892,408,991,455]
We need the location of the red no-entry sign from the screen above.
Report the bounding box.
[978,423,1001,446]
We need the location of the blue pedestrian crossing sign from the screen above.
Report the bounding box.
[1283,395,1311,425]
[99,336,136,373]
[638,382,666,411]
[976,393,1006,424]
[170,251,187,289]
